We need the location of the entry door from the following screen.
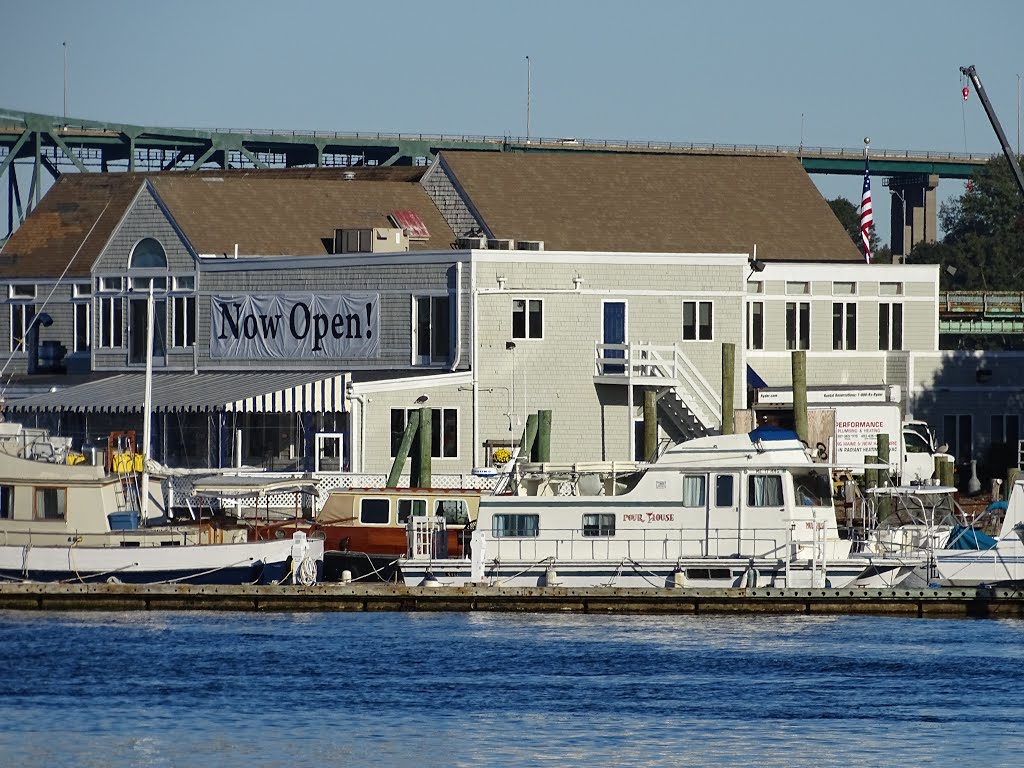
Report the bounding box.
[711,473,740,557]
[602,301,626,374]
[315,433,345,472]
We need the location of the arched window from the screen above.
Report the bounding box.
[129,238,167,269]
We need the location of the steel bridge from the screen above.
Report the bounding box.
[0,107,998,252]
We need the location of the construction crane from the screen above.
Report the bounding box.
[960,65,1024,198]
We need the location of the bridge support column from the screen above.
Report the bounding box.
[888,174,938,261]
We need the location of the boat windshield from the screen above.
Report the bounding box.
[791,470,833,507]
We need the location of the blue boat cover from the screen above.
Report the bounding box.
[748,425,799,442]
[945,525,998,550]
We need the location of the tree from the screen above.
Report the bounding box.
[828,196,882,255]
[908,156,1024,290]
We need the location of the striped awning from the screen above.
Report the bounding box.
[6,372,348,414]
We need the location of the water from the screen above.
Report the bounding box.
[1,610,1022,767]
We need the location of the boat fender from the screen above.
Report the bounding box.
[543,563,561,587]
[341,569,353,584]
[668,566,685,589]
[420,572,441,588]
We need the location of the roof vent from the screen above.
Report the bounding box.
[487,238,514,250]
[457,236,486,249]
[343,171,356,181]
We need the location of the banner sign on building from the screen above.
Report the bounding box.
[210,293,380,359]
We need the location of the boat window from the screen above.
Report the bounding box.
[436,499,469,526]
[582,513,616,537]
[359,498,390,525]
[791,471,832,507]
[748,475,785,507]
[714,475,734,507]
[397,498,426,524]
[682,476,706,507]
[34,487,66,520]
[492,514,539,538]
[0,485,12,519]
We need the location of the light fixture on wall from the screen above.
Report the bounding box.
[414,394,429,404]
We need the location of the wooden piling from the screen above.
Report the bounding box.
[721,342,735,435]
[386,410,419,487]
[417,406,432,488]
[643,390,658,460]
[792,350,808,444]
[520,413,539,461]
[536,410,552,462]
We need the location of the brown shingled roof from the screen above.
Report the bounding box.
[0,173,145,278]
[149,175,454,255]
[438,151,862,261]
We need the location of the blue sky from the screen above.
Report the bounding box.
[3,0,1024,245]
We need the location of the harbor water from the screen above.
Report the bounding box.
[1,610,1023,767]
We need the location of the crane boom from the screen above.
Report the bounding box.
[961,65,1024,199]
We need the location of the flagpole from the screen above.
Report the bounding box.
[860,136,872,264]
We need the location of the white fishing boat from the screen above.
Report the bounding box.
[400,429,922,589]
[0,442,323,585]
[932,480,1024,587]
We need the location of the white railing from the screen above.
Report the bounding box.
[405,522,839,563]
[595,341,722,428]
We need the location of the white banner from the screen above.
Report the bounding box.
[210,293,380,359]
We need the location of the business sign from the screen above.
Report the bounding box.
[210,293,379,359]
[756,385,899,406]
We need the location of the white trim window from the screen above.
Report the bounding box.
[832,302,857,351]
[413,294,451,364]
[97,296,124,348]
[683,301,713,341]
[73,302,91,353]
[879,303,903,351]
[9,303,36,352]
[785,301,810,350]
[746,301,764,350]
[943,414,973,463]
[8,284,36,300]
[172,295,196,348]
[512,298,542,339]
[390,407,458,458]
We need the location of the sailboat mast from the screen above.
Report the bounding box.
[140,284,155,522]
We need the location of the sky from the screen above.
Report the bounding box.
[3,0,1024,246]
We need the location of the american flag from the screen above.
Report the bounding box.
[859,158,873,263]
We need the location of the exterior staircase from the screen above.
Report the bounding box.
[594,341,722,443]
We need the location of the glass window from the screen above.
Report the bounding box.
[786,301,810,350]
[397,498,427,524]
[390,408,458,459]
[748,475,785,507]
[832,302,857,351]
[512,299,543,339]
[832,282,857,296]
[173,296,196,348]
[72,283,92,298]
[9,304,36,352]
[791,471,831,506]
[8,284,36,299]
[879,282,903,296]
[414,295,451,363]
[991,415,1020,448]
[879,303,903,351]
[131,276,167,292]
[359,498,390,525]
[943,415,973,463]
[0,485,12,519]
[98,297,124,348]
[436,499,469,525]
[129,238,167,269]
[98,276,123,293]
[682,475,706,507]
[172,275,196,291]
[74,302,90,353]
[582,513,616,537]
[34,487,66,520]
[747,302,764,350]
[683,301,713,341]
[785,281,809,295]
[715,475,734,507]
[492,513,539,538]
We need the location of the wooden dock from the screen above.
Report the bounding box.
[1,583,1023,618]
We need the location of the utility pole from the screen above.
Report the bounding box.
[62,41,68,122]
[525,55,531,143]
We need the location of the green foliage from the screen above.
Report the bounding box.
[828,196,881,254]
[908,157,1024,290]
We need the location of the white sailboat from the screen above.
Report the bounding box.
[0,288,323,585]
